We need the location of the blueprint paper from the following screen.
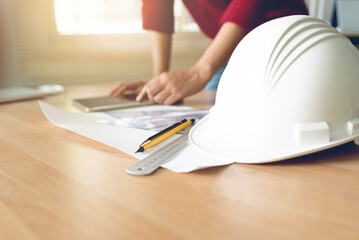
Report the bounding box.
[39,102,232,173]
[106,105,208,131]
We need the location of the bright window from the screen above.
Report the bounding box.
[54,0,199,35]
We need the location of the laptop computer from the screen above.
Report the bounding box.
[72,94,156,112]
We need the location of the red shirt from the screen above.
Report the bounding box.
[142,0,308,38]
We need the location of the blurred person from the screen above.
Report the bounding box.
[110,0,308,105]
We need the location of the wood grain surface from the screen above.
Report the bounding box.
[0,83,358,240]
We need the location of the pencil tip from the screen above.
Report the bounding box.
[135,147,144,153]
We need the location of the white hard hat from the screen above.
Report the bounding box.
[189,15,359,163]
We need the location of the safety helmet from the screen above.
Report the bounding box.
[189,15,359,163]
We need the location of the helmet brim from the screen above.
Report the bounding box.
[189,115,358,164]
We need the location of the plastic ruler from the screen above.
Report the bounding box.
[126,130,191,175]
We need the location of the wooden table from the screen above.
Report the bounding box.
[1,83,359,240]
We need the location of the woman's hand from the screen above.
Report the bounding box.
[136,66,210,105]
[135,22,246,105]
[109,65,209,105]
[109,81,147,96]
[110,23,246,105]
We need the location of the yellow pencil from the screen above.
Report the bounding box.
[135,119,195,153]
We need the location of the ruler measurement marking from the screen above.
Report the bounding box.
[126,134,189,175]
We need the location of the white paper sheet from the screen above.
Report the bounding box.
[39,102,233,173]
[106,105,209,130]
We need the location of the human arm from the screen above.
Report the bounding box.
[136,22,247,105]
[150,30,172,76]
[109,30,172,96]
[109,0,173,96]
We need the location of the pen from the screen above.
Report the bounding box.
[135,119,195,153]
[140,119,187,145]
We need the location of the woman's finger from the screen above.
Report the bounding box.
[136,86,148,102]
[153,89,171,104]
[109,84,126,95]
[163,92,180,105]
